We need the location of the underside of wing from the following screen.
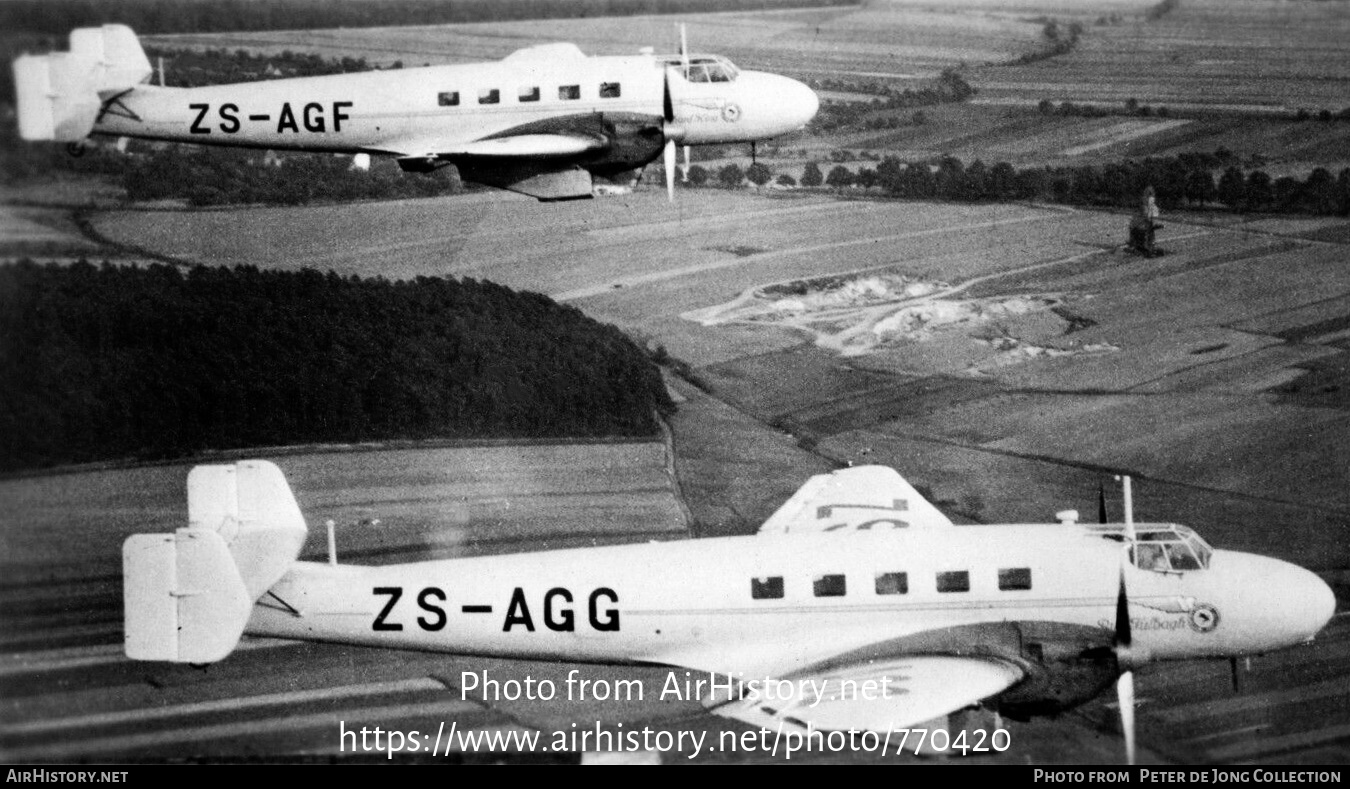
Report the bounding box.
[707,655,1023,733]
[386,131,609,201]
[758,465,953,535]
[382,111,665,201]
[452,159,595,201]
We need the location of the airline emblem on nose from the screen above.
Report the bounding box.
[722,103,742,123]
[1189,603,1220,633]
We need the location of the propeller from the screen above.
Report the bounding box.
[1113,474,1138,765]
[663,139,677,202]
[659,23,690,202]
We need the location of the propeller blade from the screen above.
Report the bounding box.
[682,145,691,183]
[663,68,674,123]
[664,138,676,202]
[1115,537,1137,765]
[1115,564,1132,650]
[1098,481,1108,524]
[1117,669,1137,765]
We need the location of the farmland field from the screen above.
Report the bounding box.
[137,0,1350,176]
[7,0,1350,766]
[0,441,686,586]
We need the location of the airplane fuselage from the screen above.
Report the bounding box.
[251,525,1332,684]
[95,52,799,160]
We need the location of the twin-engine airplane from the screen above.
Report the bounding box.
[13,24,818,201]
[122,460,1335,762]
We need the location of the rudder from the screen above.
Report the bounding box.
[123,460,309,663]
[13,24,151,142]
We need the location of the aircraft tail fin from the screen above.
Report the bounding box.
[123,460,308,663]
[13,24,152,142]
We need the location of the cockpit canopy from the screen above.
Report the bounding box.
[1130,524,1212,572]
[659,55,740,83]
[1093,523,1213,572]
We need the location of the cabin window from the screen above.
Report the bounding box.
[875,572,908,595]
[599,82,621,99]
[751,576,783,600]
[558,85,581,100]
[813,574,846,597]
[998,567,1032,591]
[936,570,969,593]
[518,86,540,102]
[478,88,500,105]
[438,91,459,107]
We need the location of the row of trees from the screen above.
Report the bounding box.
[1041,98,1350,123]
[123,147,463,206]
[1009,18,1084,66]
[149,47,378,88]
[683,154,1350,216]
[808,70,975,134]
[0,261,674,471]
[2,0,859,35]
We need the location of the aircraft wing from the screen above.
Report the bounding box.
[408,133,608,160]
[757,465,953,535]
[705,655,1023,733]
[380,112,639,201]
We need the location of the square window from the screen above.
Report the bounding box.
[998,567,1032,591]
[600,82,621,98]
[478,88,500,105]
[558,85,580,100]
[813,574,846,597]
[518,86,540,102]
[751,576,783,600]
[875,572,908,595]
[936,571,969,593]
[438,91,459,107]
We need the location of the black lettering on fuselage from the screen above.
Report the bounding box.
[372,586,403,631]
[277,103,299,133]
[544,587,574,632]
[219,103,240,133]
[302,102,325,132]
[503,587,535,632]
[589,587,620,632]
[333,101,352,132]
[417,587,447,631]
[189,103,211,134]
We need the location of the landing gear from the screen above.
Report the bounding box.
[65,141,87,158]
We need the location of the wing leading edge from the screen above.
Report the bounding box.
[706,655,1023,733]
[758,465,953,535]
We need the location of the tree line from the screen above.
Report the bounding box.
[807,70,975,134]
[1,0,859,36]
[123,147,464,206]
[684,152,1350,217]
[0,261,674,472]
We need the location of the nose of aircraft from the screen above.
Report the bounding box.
[738,71,819,136]
[1212,551,1336,651]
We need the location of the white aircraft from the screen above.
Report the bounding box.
[122,460,1335,762]
[12,24,818,201]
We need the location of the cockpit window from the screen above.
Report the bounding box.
[661,55,739,83]
[1127,524,1213,572]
